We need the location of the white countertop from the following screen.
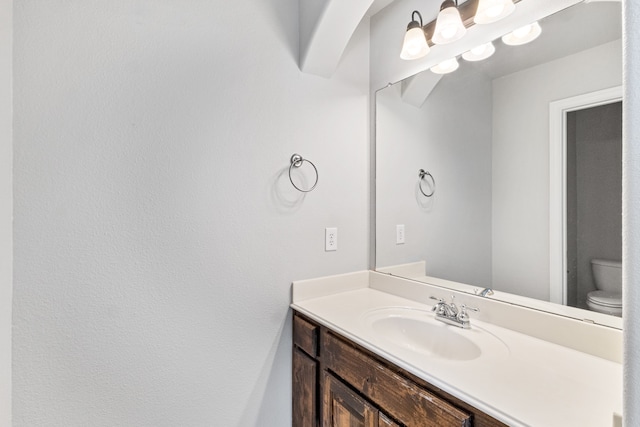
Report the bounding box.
[291,272,622,427]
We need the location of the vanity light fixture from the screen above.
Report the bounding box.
[400,11,430,60]
[462,41,495,61]
[430,57,460,74]
[502,21,542,46]
[432,0,467,45]
[474,0,515,25]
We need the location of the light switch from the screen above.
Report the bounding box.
[396,224,405,244]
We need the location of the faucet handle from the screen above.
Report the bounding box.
[458,304,479,321]
[429,296,445,313]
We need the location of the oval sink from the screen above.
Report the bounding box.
[360,307,509,362]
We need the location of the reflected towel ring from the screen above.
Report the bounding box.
[289,154,319,193]
[418,169,435,197]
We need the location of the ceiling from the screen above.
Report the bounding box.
[366,0,472,17]
[366,0,396,17]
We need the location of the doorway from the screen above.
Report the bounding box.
[565,101,622,309]
[549,86,623,306]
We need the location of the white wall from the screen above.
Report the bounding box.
[491,39,622,300]
[623,1,640,424]
[376,70,493,287]
[12,1,370,426]
[0,1,12,425]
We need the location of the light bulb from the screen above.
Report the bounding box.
[430,57,459,74]
[474,0,515,25]
[440,26,457,40]
[485,4,504,18]
[400,27,429,60]
[502,21,542,46]
[432,2,466,45]
[513,25,532,38]
[462,42,495,61]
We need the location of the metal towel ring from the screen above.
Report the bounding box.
[418,169,436,197]
[289,154,319,193]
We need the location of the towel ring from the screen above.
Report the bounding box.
[418,169,435,197]
[289,154,319,193]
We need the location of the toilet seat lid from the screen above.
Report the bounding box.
[587,290,622,307]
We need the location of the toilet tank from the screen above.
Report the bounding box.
[591,258,622,293]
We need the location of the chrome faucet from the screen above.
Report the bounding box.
[475,287,494,297]
[430,295,479,329]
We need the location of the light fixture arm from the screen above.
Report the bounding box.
[411,10,423,28]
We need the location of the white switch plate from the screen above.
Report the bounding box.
[325,227,337,251]
[396,224,405,244]
[613,413,622,427]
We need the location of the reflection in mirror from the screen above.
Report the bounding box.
[375,1,622,325]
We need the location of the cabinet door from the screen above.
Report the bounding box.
[324,332,471,427]
[293,348,317,427]
[378,413,400,427]
[323,372,378,427]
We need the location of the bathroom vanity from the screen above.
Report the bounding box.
[291,271,622,427]
[293,312,504,427]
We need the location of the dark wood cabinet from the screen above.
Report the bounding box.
[323,371,378,427]
[292,311,507,427]
[293,347,317,427]
[378,413,400,427]
[323,332,470,427]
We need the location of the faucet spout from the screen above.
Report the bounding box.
[477,288,494,297]
[441,303,458,318]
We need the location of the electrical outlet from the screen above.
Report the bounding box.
[396,224,405,244]
[325,227,337,251]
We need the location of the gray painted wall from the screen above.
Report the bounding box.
[0,0,12,425]
[567,102,622,308]
[491,39,622,300]
[623,1,640,423]
[12,1,370,425]
[376,70,493,287]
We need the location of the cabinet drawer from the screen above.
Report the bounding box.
[323,331,471,427]
[293,314,319,357]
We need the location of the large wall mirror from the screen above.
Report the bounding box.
[375,1,622,327]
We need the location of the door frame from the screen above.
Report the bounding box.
[548,85,623,305]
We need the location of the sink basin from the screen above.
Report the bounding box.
[360,307,509,362]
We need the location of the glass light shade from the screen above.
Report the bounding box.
[400,26,430,60]
[462,42,495,61]
[474,0,515,25]
[432,5,467,45]
[502,22,542,46]
[430,57,459,74]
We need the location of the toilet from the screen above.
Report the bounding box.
[586,258,622,316]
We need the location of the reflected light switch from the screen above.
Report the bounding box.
[396,225,405,245]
